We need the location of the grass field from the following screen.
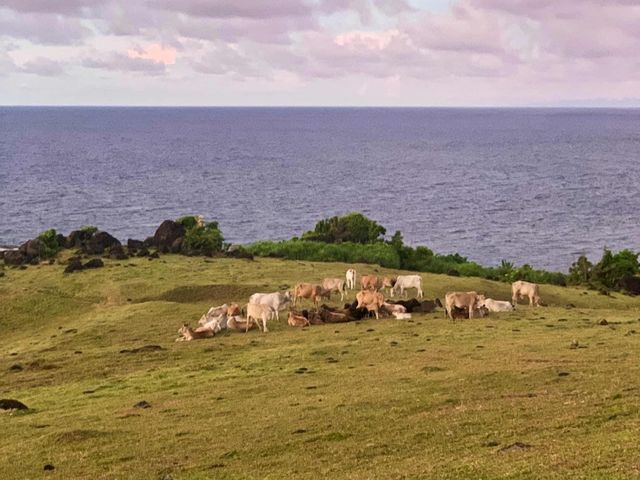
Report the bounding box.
[1,255,640,479]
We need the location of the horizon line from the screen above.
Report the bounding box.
[2,104,640,109]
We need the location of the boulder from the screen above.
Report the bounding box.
[109,244,128,260]
[64,257,84,273]
[619,276,640,296]
[143,236,155,248]
[4,250,26,266]
[127,239,144,251]
[153,220,185,253]
[19,239,42,259]
[66,230,94,248]
[136,247,150,257]
[83,258,104,269]
[84,231,121,255]
[0,399,28,410]
[55,233,67,249]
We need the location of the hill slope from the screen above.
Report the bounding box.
[1,256,640,479]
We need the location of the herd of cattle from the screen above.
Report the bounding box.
[176,268,543,341]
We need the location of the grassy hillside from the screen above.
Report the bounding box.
[1,255,640,479]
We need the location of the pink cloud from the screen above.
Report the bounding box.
[127,44,176,65]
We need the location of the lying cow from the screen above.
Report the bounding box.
[345,268,357,290]
[388,298,442,313]
[227,316,257,331]
[512,281,541,307]
[245,303,275,332]
[200,312,228,333]
[322,278,347,301]
[382,302,407,315]
[293,283,331,307]
[198,304,230,326]
[249,291,292,320]
[344,301,370,320]
[288,311,310,327]
[391,275,423,298]
[356,290,385,319]
[484,298,515,312]
[176,324,214,342]
[445,291,485,320]
[393,312,412,320]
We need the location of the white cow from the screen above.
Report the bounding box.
[322,278,347,301]
[511,281,541,307]
[248,291,292,321]
[200,312,228,333]
[346,268,357,290]
[198,304,229,326]
[483,298,515,312]
[246,303,275,332]
[391,275,424,298]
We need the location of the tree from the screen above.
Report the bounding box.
[567,255,593,285]
[301,213,386,244]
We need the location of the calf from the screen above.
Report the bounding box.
[227,316,257,331]
[176,324,214,342]
[288,311,310,327]
[293,283,331,307]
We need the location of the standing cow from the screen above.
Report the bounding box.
[345,269,357,290]
[249,291,292,321]
[391,275,423,298]
[322,278,347,301]
[511,281,541,307]
[444,291,485,320]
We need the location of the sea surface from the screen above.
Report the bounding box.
[1,107,638,271]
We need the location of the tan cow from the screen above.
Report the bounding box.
[288,311,311,327]
[444,291,486,320]
[293,283,331,307]
[360,275,380,291]
[512,281,541,307]
[355,290,385,319]
[245,303,275,332]
[227,316,257,331]
[175,324,214,342]
[322,278,347,301]
[381,276,397,295]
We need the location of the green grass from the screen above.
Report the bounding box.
[1,255,640,479]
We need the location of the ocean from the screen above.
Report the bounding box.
[1,107,638,271]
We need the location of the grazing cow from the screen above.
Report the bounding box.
[245,303,275,332]
[249,291,292,320]
[288,311,310,327]
[227,316,257,331]
[293,283,331,307]
[484,298,515,312]
[444,291,486,320]
[346,268,357,290]
[381,276,397,295]
[391,275,424,298]
[322,278,347,301]
[511,281,541,307]
[176,324,214,342]
[356,290,385,319]
[360,275,380,291]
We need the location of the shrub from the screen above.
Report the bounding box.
[567,255,593,286]
[80,225,98,235]
[301,213,386,244]
[182,221,224,256]
[176,215,200,230]
[591,248,639,290]
[37,229,61,258]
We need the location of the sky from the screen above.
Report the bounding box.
[1,0,639,106]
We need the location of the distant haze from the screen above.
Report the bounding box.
[1,1,640,106]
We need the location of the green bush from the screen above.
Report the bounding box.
[37,229,61,258]
[301,213,386,244]
[80,225,98,235]
[176,215,200,230]
[182,221,224,256]
[591,249,639,290]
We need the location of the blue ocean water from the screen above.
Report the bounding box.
[1,107,638,271]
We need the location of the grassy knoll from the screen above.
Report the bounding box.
[1,255,640,479]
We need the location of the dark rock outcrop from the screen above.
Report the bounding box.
[64,257,84,273]
[109,244,128,260]
[84,231,121,255]
[83,258,104,269]
[66,230,94,249]
[153,220,185,253]
[619,276,640,295]
[0,398,28,410]
[4,250,26,266]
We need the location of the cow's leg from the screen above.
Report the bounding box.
[245,316,251,333]
[418,287,423,299]
[262,316,269,332]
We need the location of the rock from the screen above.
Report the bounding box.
[66,230,93,248]
[619,275,640,295]
[3,250,25,266]
[133,400,151,409]
[109,244,128,260]
[0,271,5,278]
[498,442,532,453]
[127,239,144,252]
[64,257,84,273]
[143,236,155,248]
[153,220,185,253]
[83,258,104,269]
[598,319,609,326]
[570,339,579,349]
[136,247,150,257]
[29,256,40,265]
[84,231,121,255]
[55,233,66,248]
[149,251,160,259]
[9,364,23,371]
[43,464,55,471]
[19,238,42,258]
[170,237,183,253]
[0,398,28,410]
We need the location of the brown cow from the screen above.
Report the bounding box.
[288,311,310,327]
[360,275,379,291]
[175,324,214,342]
[512,281,541,307]
[444,291,486,320]
[322,278,347,301]
[227,316,257,331]
[293,283,331,307]
[356,290,385,319]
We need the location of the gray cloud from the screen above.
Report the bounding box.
[19,57,65,76]
[82,52,167,75]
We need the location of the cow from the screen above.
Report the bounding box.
[391,275,424,298]
[393,312,412,320]
[198,304,229,326]
[483,298,515,312]
[356,290,385,319]
[444,291,486,320]
[200,312,228,333]
[414,299,442,313]
[322,278,347,301]
[382,302,407,315]
[346,268,357,290]
[248,291,292,321]
[245,303,275,332]
[381,276,397,295]
[288,311,310,327]
[360,275,380,291]
[175,324,214,342]
[227,316,257,331]
[511,280,541,307]
[293,283,331,307]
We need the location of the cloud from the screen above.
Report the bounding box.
[19,57,65,76]
[0,11,91,44]
[82,51,167,75]
[127,44,176,65]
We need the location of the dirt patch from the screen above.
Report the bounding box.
[498,442,532,453]
[120,345,165,354]
[139,284,259,304]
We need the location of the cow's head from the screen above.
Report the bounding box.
[475,294,486,308]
